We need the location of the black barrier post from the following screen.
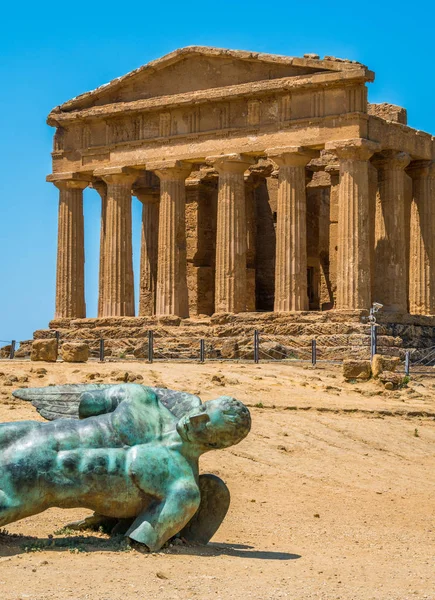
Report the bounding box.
[254,330,259,364]
[200,339,205,363]
[405,351,410,376]
[370,324,377,359]
[99,339,105,362]
[55,331,60,344]
[148,330,154,364]
[9,341,16,360]
[311,339,316,367]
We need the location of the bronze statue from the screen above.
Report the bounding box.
[1,384,251,551]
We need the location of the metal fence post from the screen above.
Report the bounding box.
[99,339,105,363]
[370,324,377,359]
[254,330,259,364]
[55,331,60,343]
[405,350,410,376]
[200,339,205,363]
[311,339,316,367]
[9,340,16,360]
[148,330,154,364]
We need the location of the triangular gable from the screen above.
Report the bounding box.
[53,46,363,114]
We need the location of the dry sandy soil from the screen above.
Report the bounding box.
[0,358,434,600]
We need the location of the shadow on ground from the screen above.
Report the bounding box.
[0,532,300,561]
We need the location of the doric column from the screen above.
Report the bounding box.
[134,187,160,316]
[325,164,340,308]
[53,179,87,319]
[326,138,380,310]
[372,151,411,312]
[267,146,314,312]
[92,181,107,318]
[148,161,192,318]
[245,173,260,312]
[207,154,254,313]
[99,172,136,317]
[407,161,435,315]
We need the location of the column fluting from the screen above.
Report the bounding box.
[135,188,160,316]
[100,173,136,317]
[150,162,192,317]
[92,181,107,318]
[53,180,87,319]
[407,161,435,315]
[208,154,254,313]
[326,139,380,310]
[267,147,314,312]
[372,151,411,312]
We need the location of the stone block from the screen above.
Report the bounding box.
[133,342,149,359]
[342,359,371,380]
[31,339,58,362]
[0,345,11,358]
[379,370,403,389]
[220,340,240,359]
[61,342,89,363]
[371,354,401,378]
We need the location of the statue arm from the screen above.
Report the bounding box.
[78,387,130,419]
[125,480,200,551]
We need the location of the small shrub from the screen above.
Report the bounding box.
[254,402,264,408]
[414,428,419,438]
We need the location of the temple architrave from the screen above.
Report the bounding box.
[38,46,435,358]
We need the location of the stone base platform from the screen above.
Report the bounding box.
[21,310,435,361]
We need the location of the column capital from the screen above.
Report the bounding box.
[407,160,435,180]
[134,187,160,204]
[94,166,138,185]
[325,138,380,161]
[147,160,192,180]
[266,146,317,168]
[372,150,411,171]
[206,153,255,174]
[52,179,89,191]
[91,180,107,198]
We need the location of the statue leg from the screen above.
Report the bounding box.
[64,513,119,533]
[177,474,230,545]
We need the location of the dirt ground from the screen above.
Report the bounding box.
[0,358,434,600]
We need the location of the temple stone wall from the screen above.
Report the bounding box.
[41,47,435,353]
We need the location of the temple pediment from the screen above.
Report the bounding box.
[50,46,367,116]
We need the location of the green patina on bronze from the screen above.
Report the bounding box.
[1,385,251,551]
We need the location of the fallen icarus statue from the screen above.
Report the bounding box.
[0,384,251,551]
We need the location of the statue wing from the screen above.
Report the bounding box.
[178,474,231,544]
[12,384,201,421]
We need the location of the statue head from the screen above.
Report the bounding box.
[176,396,251,452]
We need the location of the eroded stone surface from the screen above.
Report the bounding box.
[41,47,435,356]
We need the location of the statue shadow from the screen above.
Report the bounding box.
[172,542,301,561]
[0,534,300,560]
[0,533,132,556]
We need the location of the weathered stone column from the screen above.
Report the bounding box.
[325,165,340,308]
[407,161,435,315]
[267,146,314,312]
[134,187,160,316]
[326,139,379,310]
[99,172,136,317]
[92,181,107,318]
[53,179,87,319]
[372,151,411,312]
[148,161,192,318]
[207,154,254,313]
[245,173,260,312]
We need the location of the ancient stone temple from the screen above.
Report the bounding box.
[39,46,435,358]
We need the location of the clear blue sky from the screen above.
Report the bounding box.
[0,0,434,343]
